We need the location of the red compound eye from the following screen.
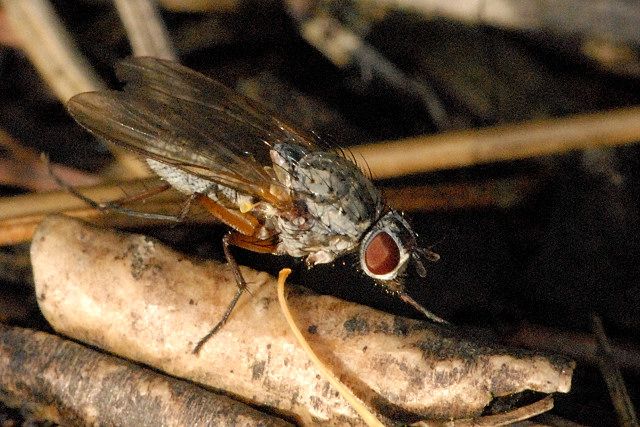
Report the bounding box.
[364,231,400,276]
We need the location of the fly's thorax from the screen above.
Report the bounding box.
[359,211,419,282]
[270,143,382,230]
[270,143,383,263]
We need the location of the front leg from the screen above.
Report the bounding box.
[193,196,279,355]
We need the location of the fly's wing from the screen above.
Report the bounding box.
[67,56,319,203]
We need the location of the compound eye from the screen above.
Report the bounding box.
[364,231,400,276]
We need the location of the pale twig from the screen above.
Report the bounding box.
[158,0,238,12]
[30,215,575,424]
[366,0,640,47]
[1,0,149,178]
[350,106,640,179]
[0,7,21,47]
[0,178,172,221]
[0,201,207,246]
[114,0,177,60]
[0,173,537,246]
[592,315,639,427]
[1,0,103,101]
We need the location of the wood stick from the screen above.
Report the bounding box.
[592,315,639,427]
[0,325,291,426]
[351,106,640,179]
[114,0,177,60]
[30,215,575,424]
[1,0,150,178]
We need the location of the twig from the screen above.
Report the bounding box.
[369,0,640,47]
[503,322,640,373]
[158,0,238,12]
[381,175,537,211]
[419,395,554,426]
[2,0,104,102]
[0,178,171,220]
[0,325,291,426]
[350,106,640,178]
[0,173,536,246]
[592,315,639,427]
[114,0,177,60]
[1,0,150,178]
[0,129,99,191]
[0,205,196,246]
[0,7,21,47]
[30,215,575,424]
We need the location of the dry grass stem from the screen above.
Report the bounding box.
[0,178,171,220]
[2,0,104,102]
[158,0,239,12]
[0,174,535,246]
[351,106,640,179]
[367,0,640,46]
[114,0,177,60]
[1,0,151,178]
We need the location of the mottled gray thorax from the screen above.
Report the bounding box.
[270,143,383,265]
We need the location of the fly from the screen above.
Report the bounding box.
[65,57,447,354]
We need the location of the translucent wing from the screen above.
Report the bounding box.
[67,56,320,202]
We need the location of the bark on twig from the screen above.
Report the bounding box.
[30,215,575,425]
[0,324,292,426]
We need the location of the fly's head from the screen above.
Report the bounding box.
[359,211,436,284]
[359,211,446,324]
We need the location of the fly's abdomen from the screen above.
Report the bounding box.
[146,159,255,210]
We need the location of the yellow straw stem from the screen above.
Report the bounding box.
[276,269,385,427]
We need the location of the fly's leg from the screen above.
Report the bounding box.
[193,232,247,355]
[192,195,278,355]
[192,232,279,354]
[46,157,183,221]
